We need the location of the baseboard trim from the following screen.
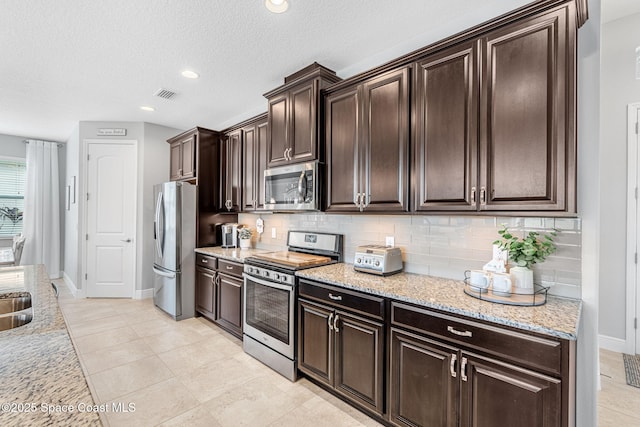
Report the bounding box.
[62,271,86,298]
[135,288,154,300]
[598,334,628,353]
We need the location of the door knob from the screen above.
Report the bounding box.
[121,238,132,243]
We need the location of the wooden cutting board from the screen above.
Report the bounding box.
[252,251,331,268]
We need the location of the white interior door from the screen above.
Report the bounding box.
[86,141,136,298]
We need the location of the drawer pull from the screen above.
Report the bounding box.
[328,293,342,301]
[461,357,468,382]
[447,326,472,337]
[201,258,208,263]
[328,313,334,331]
[450,354,457,378]
[226,266,234,270]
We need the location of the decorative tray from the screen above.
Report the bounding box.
[463,280,549,306]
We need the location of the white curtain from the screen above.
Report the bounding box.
[21,140,61,278]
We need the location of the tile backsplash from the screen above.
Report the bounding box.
[238,213,582,299]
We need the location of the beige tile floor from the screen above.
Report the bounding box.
[55,280,382,427]
[598,348,640,426]
[55,280,640,427]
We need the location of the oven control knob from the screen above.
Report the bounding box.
[356,258,362,264]
[263,271,269,278]
[374,260,380,267]
[273,273,280,281]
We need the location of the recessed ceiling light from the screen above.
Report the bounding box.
[265,0,288,13]
[181,70,199,79]
[140,106,155,112]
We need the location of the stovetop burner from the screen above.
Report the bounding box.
[244,231,343,273]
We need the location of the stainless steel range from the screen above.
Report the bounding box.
[243,231,343,381]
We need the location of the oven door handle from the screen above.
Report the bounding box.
[243,273,294,292]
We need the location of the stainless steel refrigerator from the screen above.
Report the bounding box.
[153,181,196,320]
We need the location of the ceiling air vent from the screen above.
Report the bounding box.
[153,88,177,100]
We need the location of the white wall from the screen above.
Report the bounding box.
[63,126,80,288]
[576,0,601,425]
[137,123,178,295]
[62,121,180,295]
[599,12,640,343]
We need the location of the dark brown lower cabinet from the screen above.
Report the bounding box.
[194,255,243,339]
[389,301,572,427]
[195,266,215,319]
[298,297,385,416]
[390,329,458,427]
[215,273,243,338]
[460,353,561,427]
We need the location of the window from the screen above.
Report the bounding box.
[0,158,26,237]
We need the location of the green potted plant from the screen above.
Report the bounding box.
[238,227,252,249]
[493,226,557,294]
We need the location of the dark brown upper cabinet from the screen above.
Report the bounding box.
[326,67,410,213]
[242,114,268,211]
[168,127,218,183]
[479,6,575,212]
[412,4,576,214]
[264,63,341,168]
[413,41,479,212]
[221,129,242,213]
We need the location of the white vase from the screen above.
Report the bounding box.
[510,266,534,294]
[239,238,251,249]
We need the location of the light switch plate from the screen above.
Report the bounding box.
[271,227,277,239]
[385,236,395,247]
[256,217,264,235]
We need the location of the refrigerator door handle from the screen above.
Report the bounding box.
[153,266,176,279]
[155,191,164,259]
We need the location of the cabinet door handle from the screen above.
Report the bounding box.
[450,354,457,378]
[471,186,477,207]
[447,326,472,337]
[328,313,334,331]
[328,293,342,301]
[461,357,468,382]
[354,192,361,208]
[178,168,182,177]
[333,314,339,333]
[480,187,486,205]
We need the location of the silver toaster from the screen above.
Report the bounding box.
[354,245,403,276]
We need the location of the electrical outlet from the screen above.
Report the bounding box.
[271,227,277,239]
[385,236,395,247]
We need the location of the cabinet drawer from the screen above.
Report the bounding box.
[196,254,217,270]
[391,302,563,375]
[299,279,384,320]
[218,259,243,278]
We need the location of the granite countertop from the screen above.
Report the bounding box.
[0,265,100,427]
[195,246,269,263]
[296,263,582,341]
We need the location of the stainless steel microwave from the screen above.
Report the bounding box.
[264,161,319,211]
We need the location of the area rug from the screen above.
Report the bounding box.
[622,353,640,388]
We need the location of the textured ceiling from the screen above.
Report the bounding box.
[1,0,606,142]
